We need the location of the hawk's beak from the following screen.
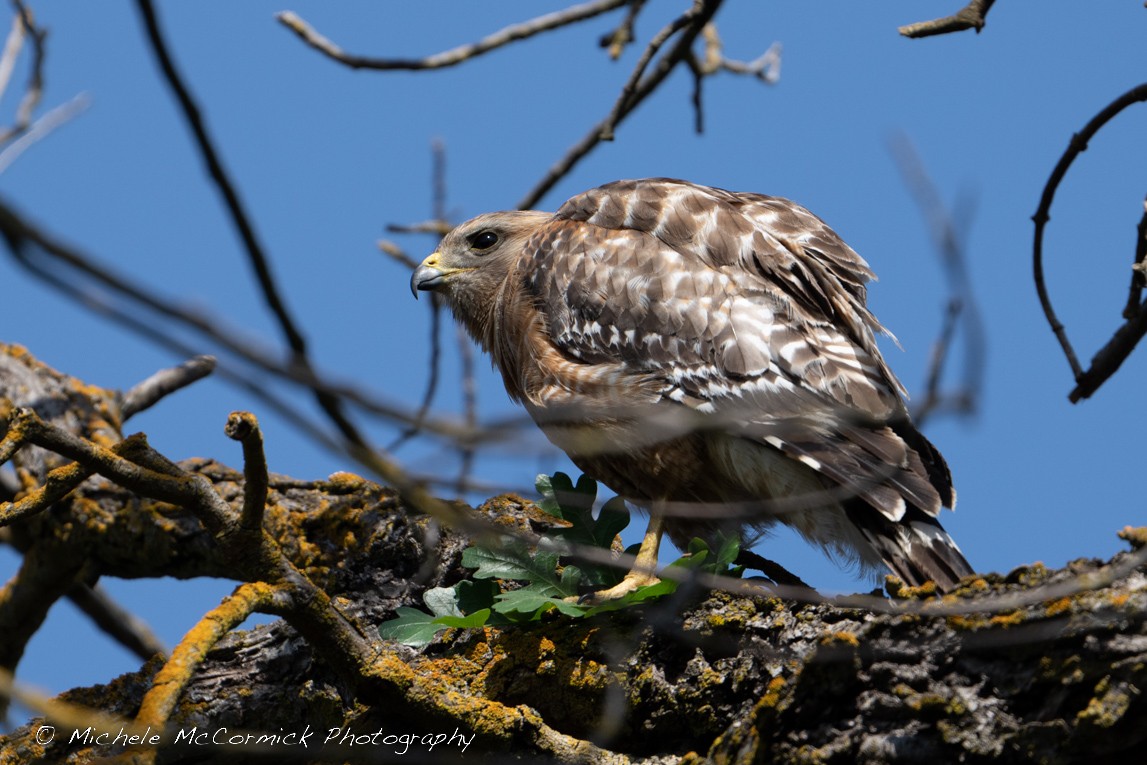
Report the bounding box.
[410,253,446,298]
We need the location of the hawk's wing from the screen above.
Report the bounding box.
[523,178,951,521]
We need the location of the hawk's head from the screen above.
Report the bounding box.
[410,211,550,303]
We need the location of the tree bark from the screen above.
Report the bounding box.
[0,345,1144,764]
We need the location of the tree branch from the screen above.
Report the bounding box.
[518,0,724,210]
[133,0,368,451]
[1032,82,1147,400]
[899,0,997,39]
[277,0,629,71]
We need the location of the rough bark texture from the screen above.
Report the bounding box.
[1,345,1145,764]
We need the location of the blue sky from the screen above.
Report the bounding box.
[3,2,1147,702]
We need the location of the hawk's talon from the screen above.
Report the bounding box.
[575,573,661,605]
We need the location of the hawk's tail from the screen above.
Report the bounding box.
[846,504,974,592]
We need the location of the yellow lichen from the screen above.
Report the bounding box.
[325,471,367,490]
[885,576,937,599]
[1117,525,1147,550]
[819,631,859,647]
[1076,678,1133,728]
[988,609,1025,628]
[905,693,947,712]
[892,683,915,698]
[759,675,787,709]
[946,614,986,631]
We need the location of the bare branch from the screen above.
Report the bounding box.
[455,322,478,496]
[686,24,779,134]
[599,0,647,59]
[518,0,725,210]
[1032,82,1147,400]
[599,9,694,141]
[134,0,368,451]
[389,143,452,455]
[718,40,781,83]
[66,582,167,663]
[0,196,498,446]
[277,0,629,71]
[899,0,997,39]
[375,238,418,270]
[0,93,89,174]
[693,22,780,83]
[0,667,153,747]
[121,355,216,420]
[385,219,451,237]
[1068,306,1147,403]
[0,6,25,103]
[889,134,984,425]
[1123,195,1147,318]
[0,0,45,146]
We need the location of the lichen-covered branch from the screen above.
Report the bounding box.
[1,345,1145,762]
[4,525,1145,762]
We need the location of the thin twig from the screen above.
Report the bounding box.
[224,412,269,531]
[1032,82,1147,396]
[889,133,984,425]
[518,0,724,210]
[0,0,44,147]
[0,7,25,104]
[719,41,781,83]
[899,0,997,39]
[1123,195,1147,319]
[0,93,90,174]
[389,299,442,453]
[67,582,168,662]
[599,9,693,141]
[691,22,780,83]
[0,197,494,443]
[386,219,452,237]
[390,143,451,454]
[121,355,216,420]
[0,668,152,745]
[9,249,353,457]
[377,239,419,270]
[0,460,92,527]
[134,0,367,451]
[277,0,629,71]
[456,323,478,496]
[1069,307,1147,403]
[686,25,780,134]
[599,0,647,59]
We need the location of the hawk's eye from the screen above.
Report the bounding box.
[469,230,499,252]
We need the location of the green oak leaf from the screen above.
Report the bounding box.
[462,542,562,589]
[423,585,463,618]
[378,607,446,648]
[432,608,492,629]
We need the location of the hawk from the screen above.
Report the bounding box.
[411,178,973,596]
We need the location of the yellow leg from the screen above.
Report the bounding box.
[580,510,664,602]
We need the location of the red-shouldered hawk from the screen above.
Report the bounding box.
[411,178,973,597]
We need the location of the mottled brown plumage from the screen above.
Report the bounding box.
[412,178,973,593]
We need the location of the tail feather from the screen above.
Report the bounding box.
[846,503,974,592]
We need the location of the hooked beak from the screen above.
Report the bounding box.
[410,253,447,298]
